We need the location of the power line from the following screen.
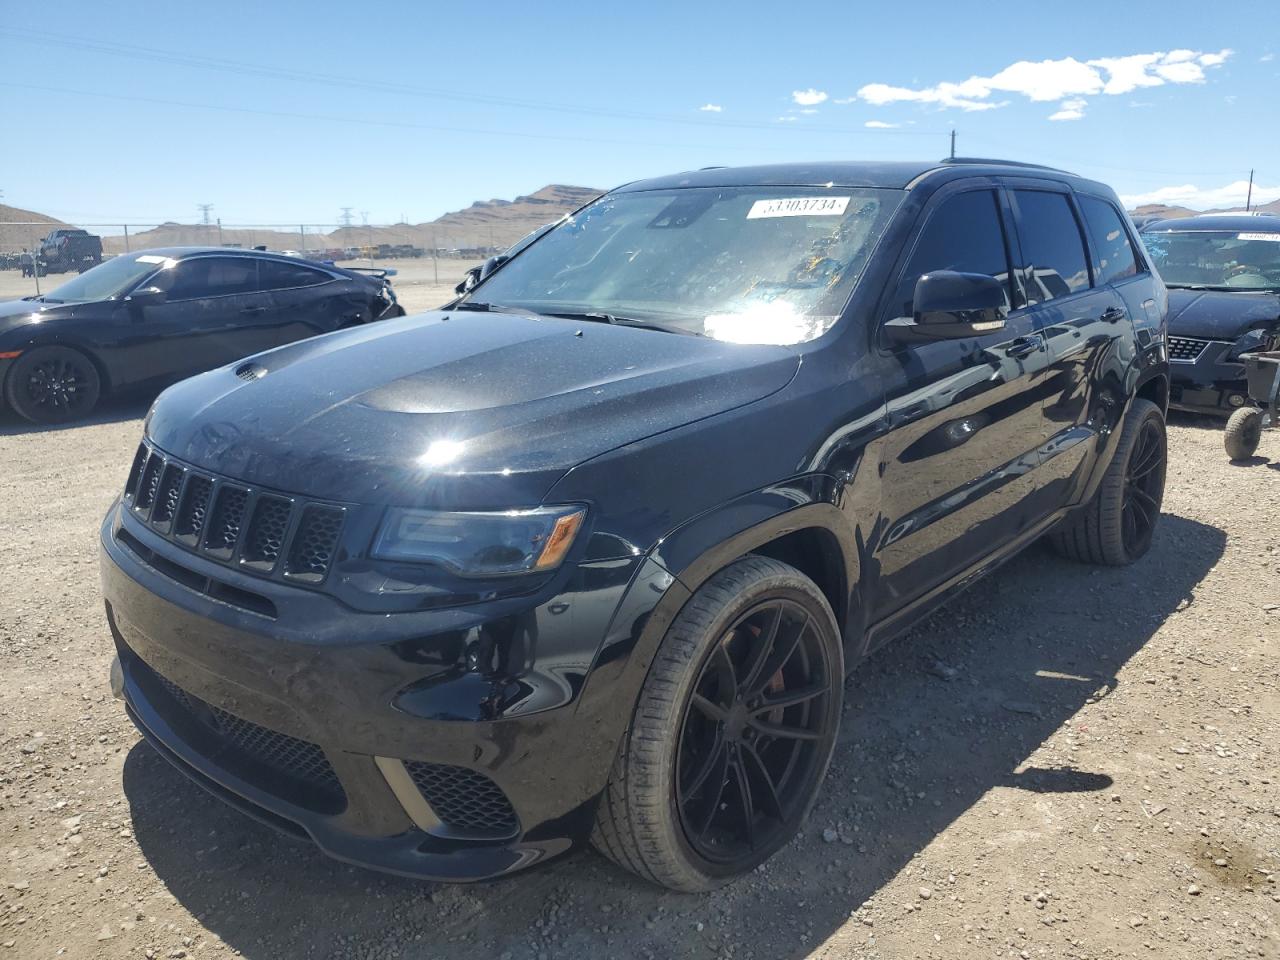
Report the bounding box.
[0,28,944,138]
[339,207,353,229]
[197,203,213,225]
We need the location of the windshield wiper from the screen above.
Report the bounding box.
[545,311,703,337]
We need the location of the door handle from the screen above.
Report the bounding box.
[240,306,268,315]
[1100,307,1126,323]
[1006,335,1042,359]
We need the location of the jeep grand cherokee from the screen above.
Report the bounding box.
[100,159,1169,891]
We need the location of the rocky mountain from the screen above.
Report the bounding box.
[1,186,602,257]
[0,204,67,251]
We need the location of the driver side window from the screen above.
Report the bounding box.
[890,190,1013,319]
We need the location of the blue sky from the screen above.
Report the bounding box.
[1,0,1276,225]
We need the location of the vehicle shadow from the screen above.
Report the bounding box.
[122,513,1226,960]
[0,391,153,436]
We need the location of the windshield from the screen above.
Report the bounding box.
[467,186,902,344]
[41,253,171,304]
[1142,229,1280,291]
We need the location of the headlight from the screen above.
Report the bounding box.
[1227,327,1271,361]
[371,505,586,576]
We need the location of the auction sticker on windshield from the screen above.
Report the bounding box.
[1238,232,1280,242]
[747,197,850,219]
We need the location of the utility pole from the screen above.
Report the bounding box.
[1246,169,1254,212]
[216,218,223,246]
[949,129,956,160]
[361,211,372,265]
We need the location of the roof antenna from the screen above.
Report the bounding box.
[950,129,956,160]
[1246,168,1254,211]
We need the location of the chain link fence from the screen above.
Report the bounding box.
[0,220,518,306]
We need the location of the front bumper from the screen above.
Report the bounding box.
[101,500,671,881]
[1168,338,1249,415]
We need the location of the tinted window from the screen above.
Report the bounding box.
[890,189,1012,318]
[1011,191,1090,303]
[259,259,330,290]
[155,257,258,299]
[1079,196,1139,284]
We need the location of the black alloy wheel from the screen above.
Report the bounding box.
[4,345,102,424]
[1121,417,1165,557]
[592,556,843,891]
[676,598,833,863]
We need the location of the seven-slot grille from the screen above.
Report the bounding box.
[123,442,345,585]
[1168,336,1220,362]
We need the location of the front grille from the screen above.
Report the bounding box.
[147,661,344,809]
[1169,336,1217,362]
[204,485,249,556]
[121,441,345,585]
[405,761,519,837]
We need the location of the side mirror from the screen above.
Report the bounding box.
[127,286,168,307]
[454,266,482,296]
[478,254,509,281]
[886,271,1008,342]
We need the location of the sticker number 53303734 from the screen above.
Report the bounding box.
[747,196,851,219]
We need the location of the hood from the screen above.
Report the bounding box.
[146,310,800,507]
[1166,288,1280,340]
[0,298,75,336]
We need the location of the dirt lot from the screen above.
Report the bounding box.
[0,320,1277,957]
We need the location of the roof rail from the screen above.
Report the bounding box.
[940,156,1076,175]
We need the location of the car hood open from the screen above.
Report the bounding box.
[1166,288,1280,340]
[145,311,801,507]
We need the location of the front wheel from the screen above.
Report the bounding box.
[1224,406,1264,461]
[592,556,843,891]
[1049,398,1166,565]
[3,345,102,424]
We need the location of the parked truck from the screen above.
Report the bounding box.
[38,228,103,274]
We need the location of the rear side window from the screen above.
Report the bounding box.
[1078,196,1139,284]
[259,259,330,290]
[890,189,1012,318]
[1011,190,1090,303]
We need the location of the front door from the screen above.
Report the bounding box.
[872,184,1053,623]
[136,256,274,379]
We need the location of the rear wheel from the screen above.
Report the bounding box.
[4,345,102,424]
[1224,406,1264,461]
[1049,398,1166,565]
[592,556,843,891]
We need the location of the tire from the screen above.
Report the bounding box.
[591,556,844,891]
[1049,398,1166,565]
[1224,406,1264,461]
[3,345,102,424]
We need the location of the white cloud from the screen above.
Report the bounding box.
[864,120,900,128]
[1049,97,1088,121]
[1120,180,1280,210]
[857,49,1232,118]
[1261,52,1275,62]
[791,88,828,106]
[774,115,799,123]
[798,107,819,115]
[698,103,723,113]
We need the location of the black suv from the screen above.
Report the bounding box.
[100,160,1169,891]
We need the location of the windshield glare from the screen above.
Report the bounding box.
[1143,229,1280,291]
[468,186,902,344]
[42,253,172,303]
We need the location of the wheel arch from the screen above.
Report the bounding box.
[1134,371,1169,417]
[3,336,113,397]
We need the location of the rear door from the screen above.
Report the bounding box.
[1004,184,1131,511]
[872,183,1054,622]
[257,259,352,347]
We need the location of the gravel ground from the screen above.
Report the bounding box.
[0,362,1277,958]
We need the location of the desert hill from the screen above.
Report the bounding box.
[0,204,67,251]
[86,185,601,256]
